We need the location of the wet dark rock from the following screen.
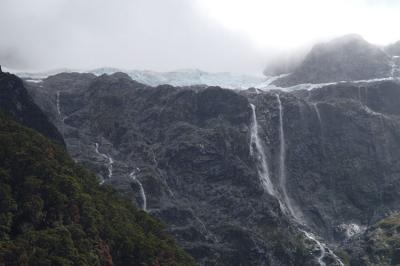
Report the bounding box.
[0,71,65,146]
[26,70,400,264]
[252,81,400,240]
[26,73,313,265]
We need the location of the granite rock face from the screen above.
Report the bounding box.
[245,81,400,241]
[273,35,394,87]
[26,73,314,265]
[26,71,400,265]
[0,71,65,146]
[0,78,196,266]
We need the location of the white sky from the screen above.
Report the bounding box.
[198,0,400,50]
[0,0,399,74]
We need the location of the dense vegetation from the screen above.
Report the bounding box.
[0,112,194,266]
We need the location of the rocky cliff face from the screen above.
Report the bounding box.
[0,71,65,146]
[245,81,400,240]
[26,73,315,265]
[26,71,400,265]
[273,35,395,87]
[0,101,195,266]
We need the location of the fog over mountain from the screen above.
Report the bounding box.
[0,0,265,74]
[3,1,400,266]
[2,0,400,75]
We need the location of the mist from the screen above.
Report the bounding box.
[1,0,400,75]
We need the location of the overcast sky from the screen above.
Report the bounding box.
[1,0,400,75]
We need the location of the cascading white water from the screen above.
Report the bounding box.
[275,94,344,266]
[250,97,344,266]
[313,103,326,156]
[395,56,400,78]
[357,87,387,118]
[56,92,61,116]
[313,103,323,129]
[249,103,276,196]
[129,169,147,211]
[302,230,327,266]
[56,91,67,133]
[390,56,400,78]
[276,94,299,220]
[391,60,396,78]
[108,157,114,179]
[56,91,67,124]
[94,143,114,182]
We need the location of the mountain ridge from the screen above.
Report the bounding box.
[0,70,65,147]
[24,69,400,265]
[8,67,268,90]
[0,71,196,265]
[272,34,395,87]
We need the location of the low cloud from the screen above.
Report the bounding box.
[1,0,399,75]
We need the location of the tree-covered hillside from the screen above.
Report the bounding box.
[0,112,194,266]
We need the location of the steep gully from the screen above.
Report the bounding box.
[55,89,149,212]
[94,142,114,184]
[250,94,344,266]
[56,91,68,124]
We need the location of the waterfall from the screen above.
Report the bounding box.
[249,103,276,196]
[129,169,147,211]
[276,94,344,266]
[56,91,66,134]
[313,103,326,156]
[250,97,344,266]
[94,143,114,182]
[301,230,327,266]
[276,94,298,220]
[56,92,61,116]
[302,230,345,266]
[394,56,400,78]
[108,157,114,179]
[390,56,400,78]
[313,103,322,128]
[56,91,67,122]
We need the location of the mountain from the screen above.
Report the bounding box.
[0,112,195,266]
[91,68,269,89]
[273,35,395,87]
[25,70,400,265]
[385,40,400,56]
[263,53,305,77]
[0,69,65,146]
[25,72,314,265]
[0,71,195,265]
[11,67,268,90]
